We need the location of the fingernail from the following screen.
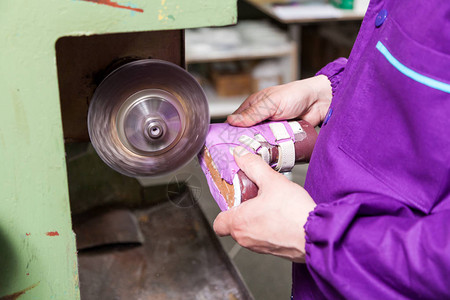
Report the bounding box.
[234,146,250,157]
[229,114,243,122]
[228,114,237,122]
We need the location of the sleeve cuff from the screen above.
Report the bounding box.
[304,204,323,258]
[303,200,353,259]
[315,57,348,97]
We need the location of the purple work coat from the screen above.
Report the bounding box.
[293,0,450,298]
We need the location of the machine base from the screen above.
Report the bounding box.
[75,197,253,300]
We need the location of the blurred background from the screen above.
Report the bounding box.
[185,0,367,120]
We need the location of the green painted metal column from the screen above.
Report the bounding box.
[0,0,236,298]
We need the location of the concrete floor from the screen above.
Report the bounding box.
[139,159,309,300]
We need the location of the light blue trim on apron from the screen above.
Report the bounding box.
[376,41,450,94]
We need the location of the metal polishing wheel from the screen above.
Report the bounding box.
[88,59,210,177]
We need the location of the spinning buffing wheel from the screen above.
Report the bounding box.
[88,59,209,177]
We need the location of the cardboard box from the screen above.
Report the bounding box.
[212,71,252,97]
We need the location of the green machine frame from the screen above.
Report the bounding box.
[0,1,236,298]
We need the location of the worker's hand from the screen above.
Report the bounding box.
[228,75,332,127]
[213,147,316,263]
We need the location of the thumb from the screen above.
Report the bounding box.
[233,146,277,188]
[213,210,233,236]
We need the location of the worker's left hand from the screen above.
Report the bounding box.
[213,146,316,263]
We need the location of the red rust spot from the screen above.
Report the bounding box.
[81,0,144,13]
[26,273,29,276]
[46,231,59,237]
[0,282,39,300]
[25,233,31,236]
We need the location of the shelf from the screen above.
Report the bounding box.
[185,20,298,118]
[202,84,247,119]
[186,41,296,64]
[244,0,365,24]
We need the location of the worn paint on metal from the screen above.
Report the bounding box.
[45,231,60,237]
[0,0,236,299]
[0,282,39,300]
[80,0,144,13]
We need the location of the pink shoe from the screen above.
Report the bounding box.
[198,120,317,211]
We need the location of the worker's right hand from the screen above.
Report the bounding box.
[213,146,316,263]
[227,75,332,127]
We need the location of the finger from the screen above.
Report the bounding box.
[299,113,321,128]
[213,210,233,236]
[233,146,277,187]
[229,99,279,127]
[232,92,260,114]
[228,90,279,126]
[227,94,258,125]
[299,105,323,127]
